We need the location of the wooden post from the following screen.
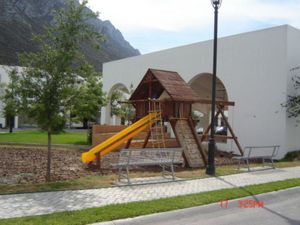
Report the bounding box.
[95,152,103,174]
[142,130,151,148]
[125,138,132,149]
[125,117,137,149]
[143,121,158,148]
[188,117,207,166]
[217,105,244,156]
[200,110,221,142]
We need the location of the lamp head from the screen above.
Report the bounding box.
[211,0,222,8]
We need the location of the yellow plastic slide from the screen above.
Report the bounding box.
[81,112,159,164]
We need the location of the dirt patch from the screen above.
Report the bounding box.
[0,146,118,184]
[0,145,237,185]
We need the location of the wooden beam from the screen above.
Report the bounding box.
[200,110,221,142]
[169,117,189,120]
[188,117,207,166]
[125,138,132,149]
[149,75,152,99]
[95,152,103,175]
[200,135,235,142]
[142,130,151,148]
[217,105,244,156]
[170,120,188,167]
[194,99,235,106]
[119,99,235,106]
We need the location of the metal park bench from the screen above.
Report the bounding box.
[112,148,183,184]
[233,145,280,171]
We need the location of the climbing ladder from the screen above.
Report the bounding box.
[148,100,166,149]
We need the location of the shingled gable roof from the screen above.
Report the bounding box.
[130,69,200,102]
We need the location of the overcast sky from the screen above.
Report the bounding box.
[87,0,300,54]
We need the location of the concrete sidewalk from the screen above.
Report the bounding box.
[0,167,300,219]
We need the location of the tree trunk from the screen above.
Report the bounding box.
[46,128,52,182]
[69,111,72,129]
[9,116,14,133]
[83,119,88,129]
[87,120,92,144]
[121,117,125,125]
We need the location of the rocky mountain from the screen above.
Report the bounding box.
[0,0,140,71]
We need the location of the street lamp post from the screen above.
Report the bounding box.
[206,0,222,175]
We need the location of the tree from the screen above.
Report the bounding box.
[1,68,20,133]
[120,84,135,124]
[72,65,106,140]
[110,89,124,117]
[16,0,102,182]
[283,75,300,118]
[110,84,135,124]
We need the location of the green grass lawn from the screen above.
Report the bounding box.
[0,130,88,145]
[0,178,299,225]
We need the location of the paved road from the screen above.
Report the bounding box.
[0,167,300,219]
[97,187,300,225]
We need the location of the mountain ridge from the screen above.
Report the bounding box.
[0,0,140,71]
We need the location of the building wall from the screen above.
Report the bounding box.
[0,66,12,127]
[103,25,300,157]
[217,26,288,157]
[286,26,300,152]
[0,65,22,128]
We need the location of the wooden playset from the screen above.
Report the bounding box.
[81,69,243,169]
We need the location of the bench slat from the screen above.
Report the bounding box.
[114,148,183,167]
[112,148,183,184]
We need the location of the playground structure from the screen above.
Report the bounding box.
[81,112,160,164]
[81,69,243,168]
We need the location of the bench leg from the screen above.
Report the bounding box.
[118,167,122,182]
[162,165,166,178]
[246,159,250,172]
[171,164,175,181]
[117,166,131,184]
[271,158,275,169]
[126,166,131,185]
[237,159,241,170]
[161,164,176,181]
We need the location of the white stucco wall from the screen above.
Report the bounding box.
[286,26,300,152]
[103,25,300,157]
